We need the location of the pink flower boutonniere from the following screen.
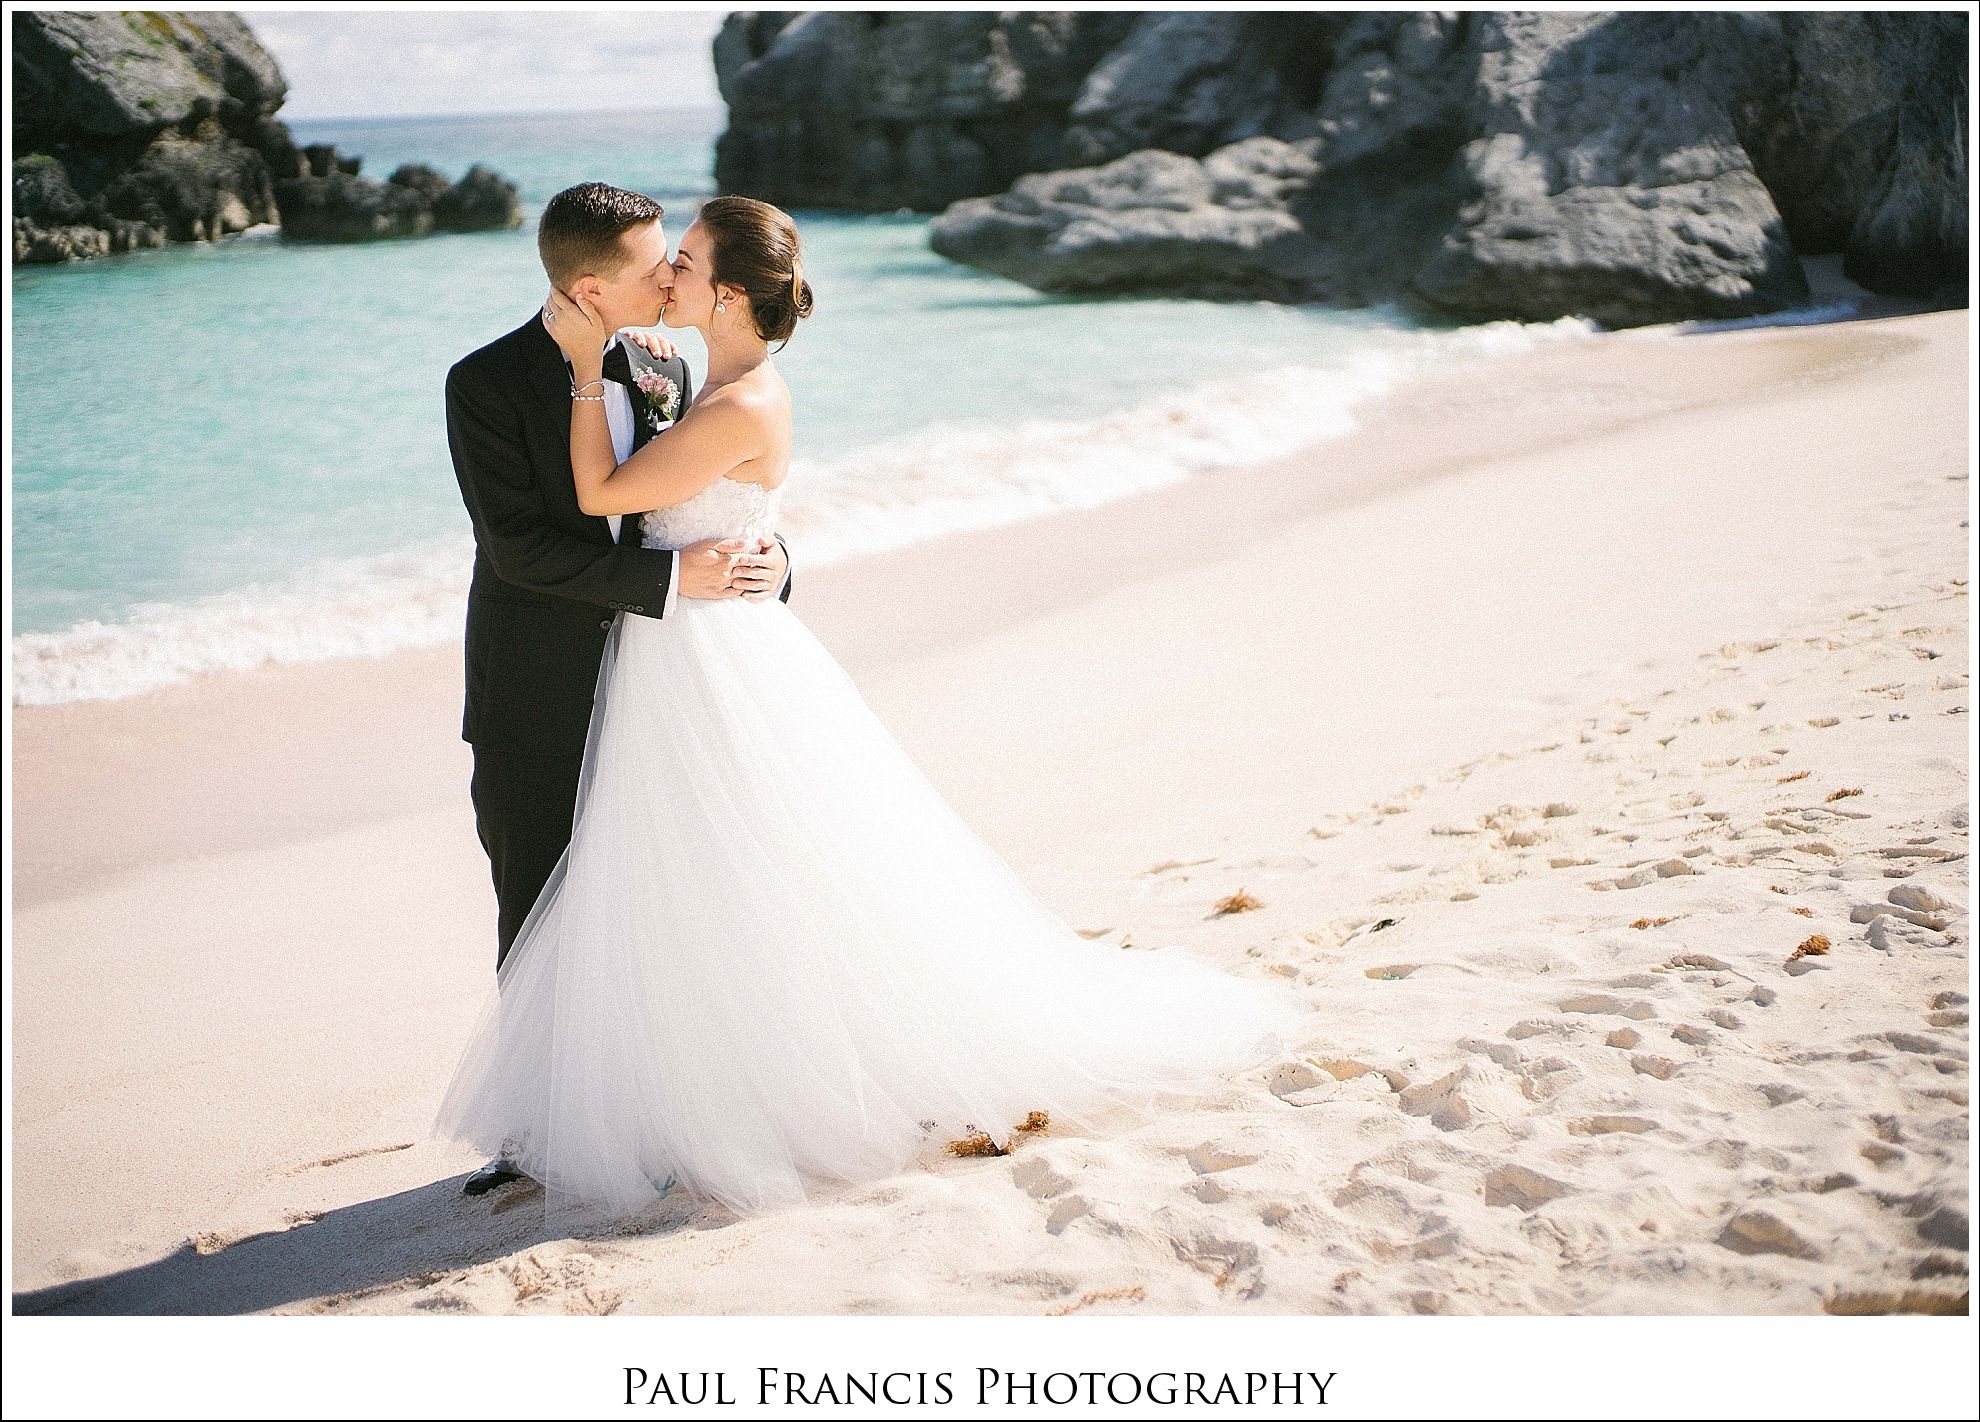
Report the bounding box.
[633,369,681,431]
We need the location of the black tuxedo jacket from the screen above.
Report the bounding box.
[446,313,792,755]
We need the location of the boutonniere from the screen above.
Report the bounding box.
[633,369,681,430]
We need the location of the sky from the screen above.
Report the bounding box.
[250,7,728,120]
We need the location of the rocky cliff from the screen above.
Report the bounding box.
[13,11,520,264]
[713,11,1135,211]
[715,10,1968,326]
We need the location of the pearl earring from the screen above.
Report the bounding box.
[715,301,726,313]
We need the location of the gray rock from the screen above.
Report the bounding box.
[13,11,285,262]
[13,154,89,228]
[932,143,1335,301]
[275,171,432,242]
[1405,11,1811,325]
[94,133,270,244]
[13,9,521,263]
[1060,11,1345,167]
[431,164,523,233]
[388,162,453,205]
[276,162,521,244]
[302,143,343,179]
[253,116,304,181]
[12,151,170,262]
[917,8,1965,324]
[713,10,1130,209]
[12,10,284,142]
[1766,11,1968,298]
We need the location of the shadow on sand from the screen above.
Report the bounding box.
[12,1172,712,1316]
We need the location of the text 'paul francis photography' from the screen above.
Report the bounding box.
[625,1368,1340,1409]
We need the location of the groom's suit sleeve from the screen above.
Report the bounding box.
[447,359,677,617]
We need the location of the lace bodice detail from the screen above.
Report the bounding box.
[639,476,783,552]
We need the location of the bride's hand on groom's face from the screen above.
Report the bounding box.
[542,286,607,365]
[621,329,679,363]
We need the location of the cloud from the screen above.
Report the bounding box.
[250,8,726,119]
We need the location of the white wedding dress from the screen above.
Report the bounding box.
[432,474,1305,1218]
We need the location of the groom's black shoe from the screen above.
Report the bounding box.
[461,1157,526,1196]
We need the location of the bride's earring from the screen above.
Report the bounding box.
[715,301,727,313]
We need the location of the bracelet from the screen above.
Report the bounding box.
[570,377,605,396]
[572,392,606,402]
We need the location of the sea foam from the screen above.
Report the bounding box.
[12,315,1600,706]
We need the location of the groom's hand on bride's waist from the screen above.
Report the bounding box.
[678,537,751,601]
[732,537,787,602]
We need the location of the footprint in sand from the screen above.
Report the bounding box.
[1718,1208,1822,1260]
[1661,952,1735,973]
[1588,858,1704,891]
[1568,1114,1659,1136]
[1557,993,1658,1020]
[1363,962,1463,981]
[1169,1231,1266,1299]
[1872,1029,1957,1057]
[1864,916,1952,953]
[1397,1062,1530,1131]
[1186,1144,1262,1175]
[1482,1164,1571,1211]
[1044,1196,1092,1235]
[1010,1155,1075,1200]
[494,1248,621,1314]
[1825,1289,1970,1316]
[1267,1061,1332,1106]
[1505,1018,1581,1041]
[1924,1003,1968,1028]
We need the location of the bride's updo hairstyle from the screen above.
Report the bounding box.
[697,195,814,348]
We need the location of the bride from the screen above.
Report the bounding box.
[432,195,1305,1219]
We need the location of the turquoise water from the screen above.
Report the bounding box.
[11,106,1602,702]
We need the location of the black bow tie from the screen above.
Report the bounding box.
[601,341,634,387]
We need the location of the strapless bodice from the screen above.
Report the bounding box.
[639,476,783,552]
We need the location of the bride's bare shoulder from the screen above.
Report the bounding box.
[696,372,791,429]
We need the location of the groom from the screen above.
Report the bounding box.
[444,182,791,1196]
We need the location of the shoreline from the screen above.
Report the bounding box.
[13,250,1941,714]
[11,287,1948,909]
[11,306,1590,712]
[11,301,1970,1314]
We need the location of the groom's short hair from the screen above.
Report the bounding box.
[538,182,665,288]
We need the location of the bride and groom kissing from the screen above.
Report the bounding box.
[431,181,1303,1220]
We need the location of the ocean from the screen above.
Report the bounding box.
[11,105,1613,705]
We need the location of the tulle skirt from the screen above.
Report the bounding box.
[432,596,1306,1218]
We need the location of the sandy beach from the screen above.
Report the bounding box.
[11,301,1970,1315]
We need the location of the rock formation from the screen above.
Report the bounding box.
[716,10,1968,326]
[13,11,520,265]
[713,11,1135,210]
